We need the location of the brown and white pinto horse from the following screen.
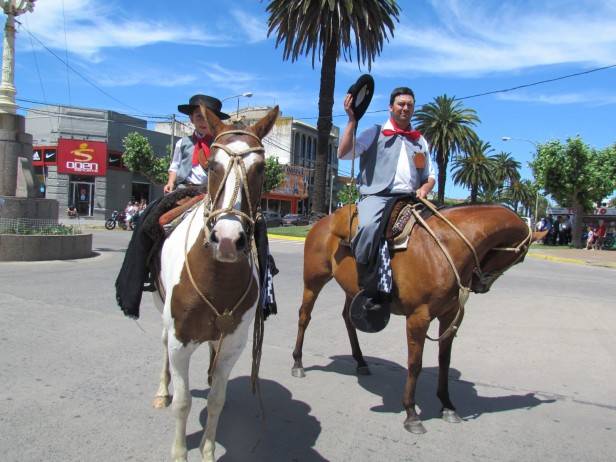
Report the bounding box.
[152,105,278,462]
[292,202,544,434]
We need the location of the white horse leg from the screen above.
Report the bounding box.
[200,316,253,462]
[152,327,171,408]
[168,336,198,462]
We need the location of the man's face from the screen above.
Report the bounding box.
[190,109,211,136]
[390,94,415,127]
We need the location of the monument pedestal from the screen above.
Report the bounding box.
[0,112,58,219]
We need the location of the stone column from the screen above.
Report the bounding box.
[0,13,17,114]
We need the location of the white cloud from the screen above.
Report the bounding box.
[371,0,616,76]
[21,0,232,61]
[230,9,268,43]
[496,91,616,106]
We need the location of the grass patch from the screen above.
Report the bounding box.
[268,225,311,238]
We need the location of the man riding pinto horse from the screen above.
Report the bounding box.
[337,84,436,332]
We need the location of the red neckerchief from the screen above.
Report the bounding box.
[192,133,212,167]
[381,118,422,142]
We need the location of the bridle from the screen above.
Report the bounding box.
[202,129,265,248]
[411,197,533,342]
[180,128,266,387]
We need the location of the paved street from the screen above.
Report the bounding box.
[1,230,615,461]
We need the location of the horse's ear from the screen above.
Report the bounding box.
[532,230,548,243]
[200,104,226,138]
[252,106,279,140]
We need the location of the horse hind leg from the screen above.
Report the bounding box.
[437,309,464,424]
[152,327,172,409]
[201,323,251,462]
[341,293,370,375]
[292,273,331,378]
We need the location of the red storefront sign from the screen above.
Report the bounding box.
[57,139,107,176]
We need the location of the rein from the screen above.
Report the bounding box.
[182,128,266,392]
[412,196,533,342]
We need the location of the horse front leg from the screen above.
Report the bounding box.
[437,308,464,424]
[152,327,171,408]
[168,336,198,462]
[341,293,370,375]
[201,320,251,462]
[403,309,430,434]
[292,275,330,378]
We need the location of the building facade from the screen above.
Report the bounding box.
[26,105,175,219]
[238,107,340,215]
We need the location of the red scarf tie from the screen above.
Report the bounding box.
[381,118,422,142]
[192,133,212,166]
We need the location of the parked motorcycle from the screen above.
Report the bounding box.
[105,210,134,230]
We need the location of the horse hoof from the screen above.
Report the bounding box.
[291,367,306,378]
[357,365,371,375]
[404,418,427,434]
[442,408,462,423]
[152,395,171,409]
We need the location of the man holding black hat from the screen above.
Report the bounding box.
[164,94,230,193]
[337,86,436,330]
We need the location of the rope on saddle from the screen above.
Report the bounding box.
[410,208,469,342]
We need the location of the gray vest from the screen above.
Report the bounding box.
[176,136,196,184]
[358,124,426,195]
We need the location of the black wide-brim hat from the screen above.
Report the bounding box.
[350,289,390,333]
[178,94,230,119]
[346,74,375,121]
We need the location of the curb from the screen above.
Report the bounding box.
[268,234,306,242]
[527,252,616,269]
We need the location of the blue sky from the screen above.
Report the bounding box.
[6,0,616,200]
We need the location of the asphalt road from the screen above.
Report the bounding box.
[1,230,614,461]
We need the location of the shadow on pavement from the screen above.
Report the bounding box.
[306,355,555,421]
[186,376,326,461]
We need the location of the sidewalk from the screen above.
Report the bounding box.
[528,245,616,269]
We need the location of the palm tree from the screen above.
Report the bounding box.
[490,151,521,200]
[505,179,534,215]
[451,140,495,203]
[267,0,400,213]
[413,94,480,204]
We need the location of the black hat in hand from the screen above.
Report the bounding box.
[346,74,375,121]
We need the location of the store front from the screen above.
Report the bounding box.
[261,165,309,214]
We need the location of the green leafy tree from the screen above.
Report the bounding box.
[263,156,285,211]
[264,156,285,193]
[451,139,495,203]
[267,0,400,213]
[337,182,359,205]
[530,137,616,247]
[413,94,480,204]
[122,132,170,185]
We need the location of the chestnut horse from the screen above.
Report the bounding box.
[151,105,278,462]
[292,202,543,434]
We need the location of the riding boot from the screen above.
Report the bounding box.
[356,262,381,308]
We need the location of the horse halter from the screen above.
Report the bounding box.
[202,129,265,248]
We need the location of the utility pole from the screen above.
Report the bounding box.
[328,173,335,214]
[170,113,175,158]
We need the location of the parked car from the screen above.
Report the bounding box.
[282,213,309,226]
[262,210,283,227]
[308,211,328,224]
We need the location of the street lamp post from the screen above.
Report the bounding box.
[0,0,36,114]
[221,92,253,121]
[328,173,335,214]
[502,136,541,227]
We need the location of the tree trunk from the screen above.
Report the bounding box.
[312,40,337,213]
[571,201,585,248]
[470,184,478,203]
[437,150,447,204]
